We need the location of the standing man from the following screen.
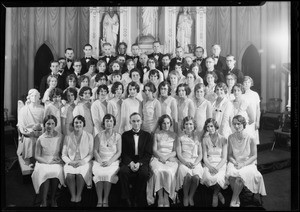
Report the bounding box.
[99,42,116,75]
[64,48,75,76]
[193,46,206,73]
[159,54,171,81]
[130,43,140,67]
[202,56,225,85]
[136,53,149,83]
[118,112,153,207]
[72,60,82,84]
[148,41,164,69]
[224,54,244,84]
[211,44,227,74]
[117,42,132,61]
[80,44,98,75]
[170,46,186,71]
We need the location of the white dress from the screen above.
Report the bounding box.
[62,131,94,187]
[205,85,218,104]
[176,134,204,190]
[147,131,178,205]
[244,90,260,144]
[92,131,121,184]
[107,98,122,134]
[194,99,212,135]
[31,132,65,193]
[226,133,266,195]
[201,134,228,189]
[119,97,141,134]
[142,99,161,133]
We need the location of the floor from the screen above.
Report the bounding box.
[2,129,293,210]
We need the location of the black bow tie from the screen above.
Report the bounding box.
[196,58,202,61]
[163,67,169,71]
[153,53,159,57]
[132,130,141,136]
[106,55,111,58]
[67,59,73,62]
[133,56,139,59]
[85,57,91,60]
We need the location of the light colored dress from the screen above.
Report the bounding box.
[61,103,75,135]
[92,131,121,184]
[177,98,195,133]
[194,99,212,135]
[62,131,94,187]
[226,133,266,195]
[142,99,161,133]
[17,104,44,159]
[107,98,122,134]
[212,98,233,139]
[44,103,62,133]
[119,97,141,134]
[205,85,218,104]
[73,102,94,136]
[31,132,65,193]
[176,134,204,190]
[201,134,228,189]
[91,99,108,136]
[147,131,178,205]
[244,90,260,144]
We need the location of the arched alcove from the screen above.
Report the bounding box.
[34,43,55,90]
[240,44,261,95]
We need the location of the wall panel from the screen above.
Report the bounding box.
[217,7,231,55]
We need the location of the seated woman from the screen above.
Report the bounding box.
[176,116,203,207]
[92,114,122,207]
[62,115,94,203]
[226,115,266,207]
[201,118,228,207]
[31,115,64,207]
[147,114,178,207]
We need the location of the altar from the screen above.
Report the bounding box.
[89,6,207,58]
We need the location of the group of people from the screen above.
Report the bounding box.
[16,40,266,207]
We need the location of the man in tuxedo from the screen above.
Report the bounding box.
[119,112,153,207]
[224,54,244,84]
[57,57,69,89]
[39,60,65,98]
[136,53,149,83]
[202,56,225,85]
[193,46,206,73]
[159,54,171,81]
[99,42,116,75]
[64,48,75,76]
[131,43,140,67]
[148,41,163,68]
[80,44,98,75]
[117,42,132,61]
[211,44,227,74]
[170,46,186,71]
[72,60,82,86]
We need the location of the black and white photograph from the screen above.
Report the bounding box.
[1,1,297,210]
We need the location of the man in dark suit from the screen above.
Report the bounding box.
[224,54,244,83]
[136,53,149,83]
[148,41,164,69]
[117,42,132,61]
[211,44,227,74]
[159,54,171,81]
[193,46,206,73]
[57,57,69,89]
[130,43,140,68]
[39,60,65,98]
[80,44,98,75]
[64,48,75,76]
[202,56,225,85]
[170,46,186,71]
[99,42,116,75]
[118,112,153,207]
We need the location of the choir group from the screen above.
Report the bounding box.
[16,41,267,207]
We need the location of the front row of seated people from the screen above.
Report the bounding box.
[30,112,266,207]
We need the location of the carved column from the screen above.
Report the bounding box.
[163,7,178,55]
[195,7,206,56]
[119,7,132,54]
[89,7,101,58]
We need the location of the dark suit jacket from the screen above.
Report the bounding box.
[213,55,227,74]
[223,67,244,84]
[99,55,116,75]
[193,57,206,75]
[170,57,186,71]
[80,57,98,75]
[136,64,150,83]
[120,129,153,167]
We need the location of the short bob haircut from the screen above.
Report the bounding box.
[96,60,107,72]
[205,71,218,83]
[43,115,57,127]
[148,69,160,79]
[79,86,92,97]
[78,75,90,87]
[129,68,141,78]
[181,116,197,131]
[143,81,157,93]
[111,70,122,80]
[108,60,121,74]
[186,70,196,80]
[95,72,108,82]
[243,76,254,87]
[194,83,206,96]
[127,81,140,94]
[190,62,202,73]
[214,82,228,94]
[232,114,247,129]
[158,81,171,97]
[72,115,86,127]
[147,57,159,67]
[49,88,63,101]
[232,83,245,94]
[157,114,173,130]
[102,113,117,128]
[203,118,219,132]
[226,73,237,81]
[47,75,58,86]
[176,83,191,96]
[66,74,78,86]
[63,87,78,101]
[111,81,124,94]
[96,84,109,95]
[126,58,134,66]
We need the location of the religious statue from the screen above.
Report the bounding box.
[176,7,193,53]
[103,7,119,51]
[141,7,158,37]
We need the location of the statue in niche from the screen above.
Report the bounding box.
[102,7,119,51]
[176,7,193,53]
[141,7,158,37]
